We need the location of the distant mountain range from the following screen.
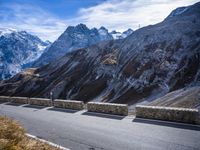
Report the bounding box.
[0,28,50,79]
[1,2,199,107]
[0,26,132,79]
[33,24,133,67]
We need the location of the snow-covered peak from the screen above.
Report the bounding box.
[110,29,133,39]
[0,28,51,79]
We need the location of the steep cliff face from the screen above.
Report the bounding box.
[0,2,200,105]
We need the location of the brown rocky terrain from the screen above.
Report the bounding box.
[148,86,200,109]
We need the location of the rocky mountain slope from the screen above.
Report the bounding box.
[33,24,133,67]
[0,2,200,106]
[147,86,200,109]
[0,28,50,79]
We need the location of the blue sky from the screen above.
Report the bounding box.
[0,0,198,41]
[1,0,104,19]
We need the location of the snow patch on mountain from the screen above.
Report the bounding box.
[0,28,51,80]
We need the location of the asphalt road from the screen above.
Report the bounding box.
[0,102,200,150]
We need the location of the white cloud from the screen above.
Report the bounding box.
[0,3,68,42]
[75,0,199,32]
[0,0,198,42]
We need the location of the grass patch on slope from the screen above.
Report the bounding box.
[0,115,61,150]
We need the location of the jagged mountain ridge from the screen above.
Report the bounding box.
[0,2,200,106]
[33,24,133,67]
[0,28,50,79]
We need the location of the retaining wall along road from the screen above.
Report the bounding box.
[1,96,199,123]
[0,96,10,102]
[54,99,84,110]
[135,105,199,124]
[87,102,128,116]
[10,97,29,104]
[29,98,52,106]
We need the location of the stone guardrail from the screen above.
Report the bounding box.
[87,102,128,116]
[135,105,199,124]
[0,96,10,102]
[10,97,29,104]
[54,99,84,110]
[29,98,52,107]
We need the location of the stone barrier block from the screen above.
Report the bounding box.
[136,105,199,124]
[87,102,128,116]
[54,99,84,110]
[10,97,29,104]
[29,98,52,107]
[0,96,10,102]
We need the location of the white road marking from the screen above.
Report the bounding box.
[26,133,70,150]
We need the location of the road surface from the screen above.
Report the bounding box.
[0,102,200,150]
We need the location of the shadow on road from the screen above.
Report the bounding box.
[82,111,125,120]
[47,107,79,113]
[23,105,46,109]
[133,118,200,131]
[0,102,8,104]
[5,102,24,106]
